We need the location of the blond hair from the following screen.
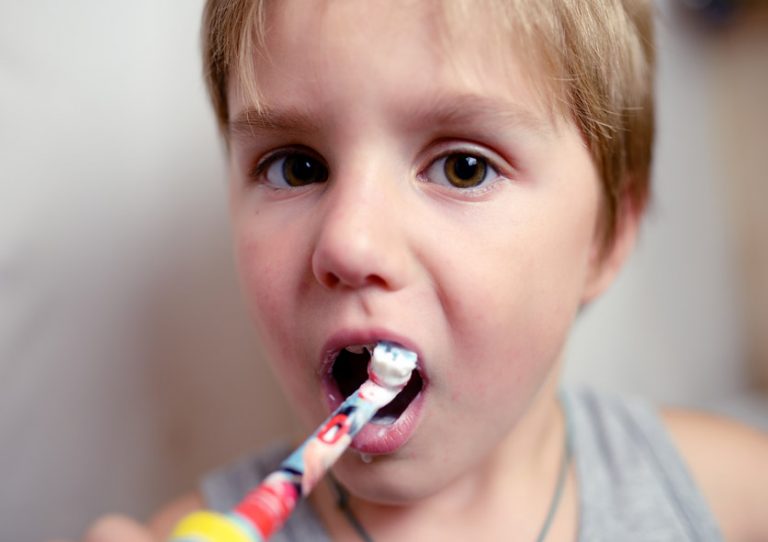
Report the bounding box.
[201,0,655,249]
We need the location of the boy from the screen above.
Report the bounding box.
[82,0,768,540]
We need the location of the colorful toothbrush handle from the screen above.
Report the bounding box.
[169,379,398,542]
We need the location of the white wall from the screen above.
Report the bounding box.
[0,2,758,541]
[1,2,293,540]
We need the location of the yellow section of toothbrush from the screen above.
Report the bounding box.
[170,511,257,542]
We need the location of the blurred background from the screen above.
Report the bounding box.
[1,0,766,540]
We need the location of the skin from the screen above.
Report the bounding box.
[73,1,768,541]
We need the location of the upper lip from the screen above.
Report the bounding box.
[318,328,425,378]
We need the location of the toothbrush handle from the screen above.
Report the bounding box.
[169,380,394,542]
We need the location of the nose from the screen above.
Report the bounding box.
[311,175,408,292]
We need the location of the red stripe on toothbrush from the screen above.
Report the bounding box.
[235,479,298,539]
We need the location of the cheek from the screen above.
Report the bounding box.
[233,225,322,418]
[234,224,298,334]
[438,200,598,402]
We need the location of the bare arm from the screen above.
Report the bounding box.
[664,409,768,542]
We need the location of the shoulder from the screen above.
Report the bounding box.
[663,408,768,542]
[147,491,205,540]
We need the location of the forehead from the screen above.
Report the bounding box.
[228,0,562,127]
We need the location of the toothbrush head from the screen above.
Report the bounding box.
[368,341,418,390]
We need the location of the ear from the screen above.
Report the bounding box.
[580,191,643,305]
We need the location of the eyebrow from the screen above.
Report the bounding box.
[404,93,555,138]
[228,94,554,140]
[229,106,321,139]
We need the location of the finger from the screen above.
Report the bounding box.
[83,515,155,542]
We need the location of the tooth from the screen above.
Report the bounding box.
[346,345,365,354]
[372,414,398,425]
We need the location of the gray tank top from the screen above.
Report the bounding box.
[201,388,723,541]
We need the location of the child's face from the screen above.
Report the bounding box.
[228,1,611,502]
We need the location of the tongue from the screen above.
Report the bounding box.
[372,370,422,424]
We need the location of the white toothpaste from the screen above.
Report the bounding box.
[368,341,418,390]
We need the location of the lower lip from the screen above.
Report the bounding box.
[351,390,425,454]
[322,381,426,455]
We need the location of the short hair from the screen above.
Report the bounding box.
[201,0,655,250]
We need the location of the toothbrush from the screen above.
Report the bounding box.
[169,341,418,542]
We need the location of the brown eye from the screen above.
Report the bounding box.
[423,152,497,190]
[282,153,328,186]
[261,151,328,188]
[443,154,487,188]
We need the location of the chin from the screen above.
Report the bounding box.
[331,449,454,505]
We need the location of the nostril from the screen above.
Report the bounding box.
[312,246,339,289]
[365,274,387,288]
[318,270,340,289]
[319,271,387,290]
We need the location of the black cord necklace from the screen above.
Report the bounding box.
[330,423,572,542]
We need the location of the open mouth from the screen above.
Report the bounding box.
[330,344,424,425]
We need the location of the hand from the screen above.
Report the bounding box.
[78,515,156,542]
[58,492,202,542]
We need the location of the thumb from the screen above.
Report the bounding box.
[83,515,156,542]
